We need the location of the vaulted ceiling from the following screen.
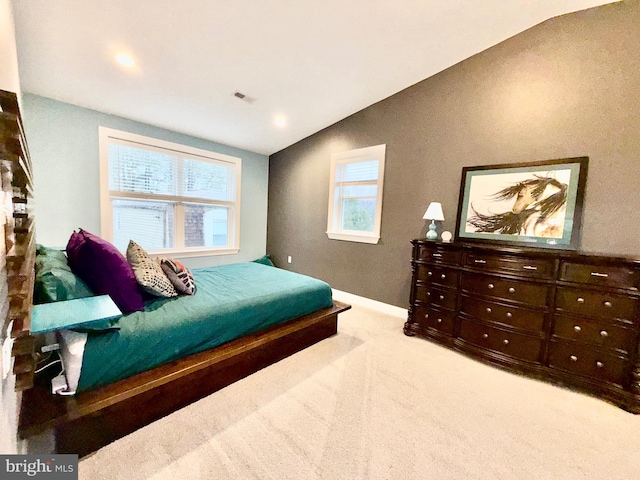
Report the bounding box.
[12,0,616,155]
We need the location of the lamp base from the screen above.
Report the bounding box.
[426,221,438,241]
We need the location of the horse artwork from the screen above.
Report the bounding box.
[466,174,568,238]
[455,158,588,249]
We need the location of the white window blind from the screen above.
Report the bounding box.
[335,159,379,233]
[100,128,241,256]
[327,145,386,244]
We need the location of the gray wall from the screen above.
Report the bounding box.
[23,94,269,270]
[267,1,640,308]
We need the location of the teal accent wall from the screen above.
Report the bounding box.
[22,93,269,268]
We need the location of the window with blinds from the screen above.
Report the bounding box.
[327,144,386,244]
[99,128,241,256]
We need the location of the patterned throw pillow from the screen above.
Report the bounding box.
[159,258,196,295]
[126,240,177,298]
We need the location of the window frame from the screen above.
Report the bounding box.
[326,144,386,244]
[99,127,242,257]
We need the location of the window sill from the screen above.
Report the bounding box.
[326,231,380,244]
[144,247,240,258]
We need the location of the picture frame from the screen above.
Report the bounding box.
[454,157,588,250]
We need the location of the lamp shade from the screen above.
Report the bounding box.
[423,202,445,221]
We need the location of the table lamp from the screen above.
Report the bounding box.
[423,202,444,241]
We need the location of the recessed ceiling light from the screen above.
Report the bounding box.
[274,116,286,128]
[116,53,135,67]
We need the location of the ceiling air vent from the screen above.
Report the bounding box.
[233,91,256,104]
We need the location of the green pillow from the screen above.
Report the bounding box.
[34,245,95,304]
[252,254,275,267]
[34,245,119,332]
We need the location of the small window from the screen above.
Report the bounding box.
[99,127,241,256]
[326,144,386,244]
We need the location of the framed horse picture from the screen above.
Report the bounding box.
[454,157,588,250]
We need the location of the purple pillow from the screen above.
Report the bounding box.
[66,229,144,313]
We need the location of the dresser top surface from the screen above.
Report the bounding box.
[411,239,640,266]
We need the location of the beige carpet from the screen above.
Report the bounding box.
[79,305,640,479]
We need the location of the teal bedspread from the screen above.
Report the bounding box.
[77,262,333,392]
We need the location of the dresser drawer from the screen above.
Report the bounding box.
[461,272,549,307]
[414,285,457,310]
[460,295,545,333]
[547,340,629,387]
[464,251,555,279]
[415,264,459,288]
[559,261,640,290]
[412,305,455,336]
[551,315,637,355]
[458,318,542,363]
[416,244,461,266]
[555,287,638,322]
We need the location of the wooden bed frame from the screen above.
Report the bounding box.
[19,300,350,457]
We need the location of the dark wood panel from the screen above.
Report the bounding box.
[560,261,640,290]
[461,272,550,307]
[460,295,546,333]
[411,305,455,336]
[463,251,555,279]
[547,340,629,387]
[458,318,543,363]
[415,243,461,265]
[551,315,637,355]
[414,264,459,288]
[555,287,637,322]
[414,284,457,310]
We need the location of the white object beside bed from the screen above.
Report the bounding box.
[56,329,88,394]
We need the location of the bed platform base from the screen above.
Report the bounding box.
[19,301,350,457]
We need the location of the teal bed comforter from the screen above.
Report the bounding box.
[77,262,333,392]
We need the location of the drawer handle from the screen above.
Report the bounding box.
[596,361,604,368]
[506,312,512,318]
[508,287,516,294]
[427,292,431,296]
[488,283,494,289]
[428,271,433,276]
[486,307,492,313]
[603,301,612,308]
[600,330,609,338]
[474,259,487,264]
[437,318,443,323]
[441,274,446,279]
[523,265,538,271]
[591,272,609,278]
[432,253,442,258]
[482,333,489,338]
[503,339,509,345]
[577,297,585,304]
[570,355,578,362]
[573,325,582,332]
[439,295,445,300]
[424,313,429,319]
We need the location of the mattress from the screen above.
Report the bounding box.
[69,262,333,392]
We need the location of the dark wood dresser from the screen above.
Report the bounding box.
[404,239,640,412]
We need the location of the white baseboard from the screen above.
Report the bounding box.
[332,289,408,319]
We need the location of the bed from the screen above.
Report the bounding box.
[19,259,350,457]
[0,90,348,457]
